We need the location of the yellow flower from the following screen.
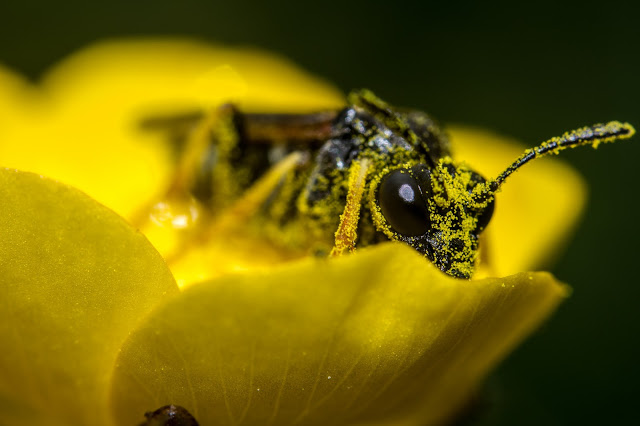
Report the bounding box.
[0,40,588,425]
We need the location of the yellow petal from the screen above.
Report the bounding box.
[450,126,587,276]
[168,232,300,289]
[0,65,36,118]
[0,39,344,220]
[41,39,344,114]
[0,168,179,426]
[110,243,567,426]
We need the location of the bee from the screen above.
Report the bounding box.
[140,90,634,279]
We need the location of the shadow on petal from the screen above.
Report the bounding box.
[110,243,567,426]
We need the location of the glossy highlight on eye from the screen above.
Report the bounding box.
[378,169,431,237]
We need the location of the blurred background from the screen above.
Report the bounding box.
[1,1,638,424]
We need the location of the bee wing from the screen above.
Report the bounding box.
[139,108,339,150]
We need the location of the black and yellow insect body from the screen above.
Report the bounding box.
[289,91,495,278]
[142,90,634,279]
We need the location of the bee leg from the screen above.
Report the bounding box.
[130,105,237,230]
[330,159,371,257]
[168,104,239,201]
[163,151,306,264]
[205,151,305,235]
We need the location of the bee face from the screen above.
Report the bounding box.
[370,159,495,278]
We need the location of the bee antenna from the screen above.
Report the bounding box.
[486,121,635,193]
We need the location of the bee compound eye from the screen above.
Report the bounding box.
[378,169,431,237]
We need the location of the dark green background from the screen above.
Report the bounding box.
[2,1,638,424]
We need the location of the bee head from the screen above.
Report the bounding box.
[369,120,635,279]
[370,159,494,279]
